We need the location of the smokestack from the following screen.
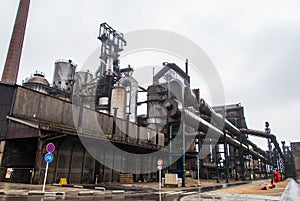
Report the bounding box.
[1,0,31,84]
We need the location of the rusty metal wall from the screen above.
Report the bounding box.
[6,120,38,139]
[0,84,15,139]
[5,86,166,184]
[13,87,75,127]
[12,86,164,148]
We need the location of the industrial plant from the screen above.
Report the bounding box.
[0,0,298,187]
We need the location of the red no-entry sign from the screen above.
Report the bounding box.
[46,143,55,153]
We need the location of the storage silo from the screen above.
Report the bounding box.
[52,59,76,93]
[23,71,50,94]
[111,86,127,119]
[119,75,138,122]
[74,70,93,96]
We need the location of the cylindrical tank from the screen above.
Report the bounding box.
[111,86,127,119]
[119,75,138,122]
[23,71,50,94]
[52,59,76,93]
[146,84,168,131]
[74,70,93,95]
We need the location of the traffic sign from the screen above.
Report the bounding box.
[46,143,55,153]
[157,159,163,166]
[44,153,54,163]
[157,166,162,170]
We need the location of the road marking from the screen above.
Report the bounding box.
[181,192,198,195]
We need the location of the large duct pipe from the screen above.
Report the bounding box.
[240,128,284,158]
[200,98,240,136]
[199,98,270,158]
[164,99,268,161]
[247,140,268,159]
[1,0,31,84]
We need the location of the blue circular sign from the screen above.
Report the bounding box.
[44,153,54,163]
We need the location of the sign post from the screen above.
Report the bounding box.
[43,143,55,192]
[157,159,163,190]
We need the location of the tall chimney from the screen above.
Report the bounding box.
[1,0,31,84]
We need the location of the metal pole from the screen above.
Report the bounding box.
[234,148,238,181]
[169,125,172,172]
[77,96,84,133]
[197,133,201,187]
[182,113,186,187]
[125,114,130,143]
[216,148,220,183]
[42,162,49,192]
[197,155,200,186]
[224,131,229,183]
[159,169,161,190]
[30,168,34,184]
[112,107,118,139]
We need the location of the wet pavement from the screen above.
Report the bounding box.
[182,179,300,201]
[181,192,281,201]
[0,181,243,201]
[281,179,300,201]
[0,179,295,201]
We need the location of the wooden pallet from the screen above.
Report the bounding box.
[119,174,133,184]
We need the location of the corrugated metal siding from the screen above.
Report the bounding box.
[41,137,95,184]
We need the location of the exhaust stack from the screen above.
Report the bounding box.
[1,0,31,84]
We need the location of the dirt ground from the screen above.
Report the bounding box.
[122,178,246,189]
[185,177,224,187]
[212,179,290,197]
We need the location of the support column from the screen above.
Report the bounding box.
[181,121,186,187]
[234,148,238,181]
[33,137,43,184]
[224,131,229,183]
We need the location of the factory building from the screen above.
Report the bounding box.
[0,0,291,185]
[291,142,300,179]
[0,54,288,184]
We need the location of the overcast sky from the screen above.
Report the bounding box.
[1,0,300,149]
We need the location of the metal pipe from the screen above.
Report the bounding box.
[199,98,269,159]
[240,128,284,158]
[164,99,267,161]
[200,98,240,135]
[185,59,188,76]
